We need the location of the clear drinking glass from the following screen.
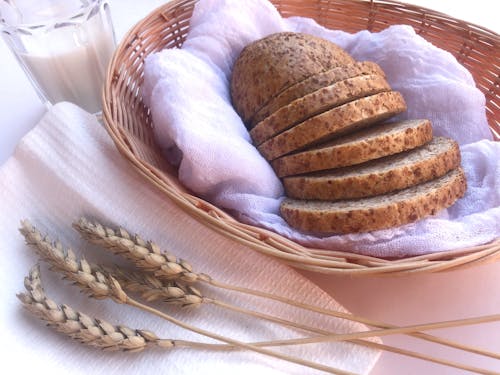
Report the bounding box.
[0,0,116,114]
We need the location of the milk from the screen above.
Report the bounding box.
[2,1,116,114]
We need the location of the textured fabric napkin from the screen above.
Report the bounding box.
[143,0,500,258]
[0,103,380,374]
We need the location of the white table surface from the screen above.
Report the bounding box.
[1,1,499,374]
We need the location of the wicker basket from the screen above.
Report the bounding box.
[102,0,500,276]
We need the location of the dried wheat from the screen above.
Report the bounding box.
[23,265,493,374]
[20,220,499,374]
[20,220,203,307]
[20,220,117,300]
[72,217,500,366]
[104,267,500,373]
[20,220,359,375]
[18,265,173,352]
[73,218,198,282]
[109,267,203,307]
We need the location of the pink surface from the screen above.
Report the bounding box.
[1,1,498,373]
[305,263,500,374]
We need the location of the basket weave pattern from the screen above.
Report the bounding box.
[103,0,500,275]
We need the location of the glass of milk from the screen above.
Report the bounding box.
[0,0,116,114]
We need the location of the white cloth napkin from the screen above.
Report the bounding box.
[0,103,380,374]
[143,0,500,258]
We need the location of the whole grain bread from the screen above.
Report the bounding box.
[231,32,355,124]
[250,74,391,145]
[283,136,460,200]
[250,61,385,127]
[258,91,407,160]
[272,119,433,177]
[280,167,467,234]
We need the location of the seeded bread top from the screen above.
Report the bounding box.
[250,61,385,127]
[250,74,391,145]
[231,32,355,124]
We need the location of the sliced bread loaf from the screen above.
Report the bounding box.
[272,119,433,177]
[258,91,407,160]
[280,167,467,234]
[231,32,355,124]
[250,61,385,127]
[250,74,391,145]
[283,137,460,200]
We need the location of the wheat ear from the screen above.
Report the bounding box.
[109,266,203,307]
[18,264,176,351]
[19,220,203,307]
[73,218,500,362]
[20,220,360,375]
[73,218,198,282]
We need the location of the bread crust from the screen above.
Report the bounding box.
[272,119,432,177]
[258,91,407,160]
[283,137,460,200]
[231,32,355,124]
[280,167,467,234]
[250,61,385,126]
[250,74,391,145]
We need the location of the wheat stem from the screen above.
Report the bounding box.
[352,340,499,375]
[73,217,500,362]
[206,278,500,358]
[135,286,498,374]
[20,265,496,375]
[124,294,357,375]
[104,272,500,374]
[125,291,498,375]
[247,315,500,347]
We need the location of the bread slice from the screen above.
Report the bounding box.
[272,119,433,177]
[280,167,467,234]
[250,61,385,127]
[283,137,460,200]
[258,91,407,160]
[250,74,391,145]
[231,32,355,124]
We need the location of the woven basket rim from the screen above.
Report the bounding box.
[369,0,499,35]
[102,0,500,276]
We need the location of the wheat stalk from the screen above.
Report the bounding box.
[109,272,500,374]
[20,220,360,375]
[18,264,245,351]
[73,217,500,363]
[122,278,499,375]
[19,263,497,375]
[21,220,500,374]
